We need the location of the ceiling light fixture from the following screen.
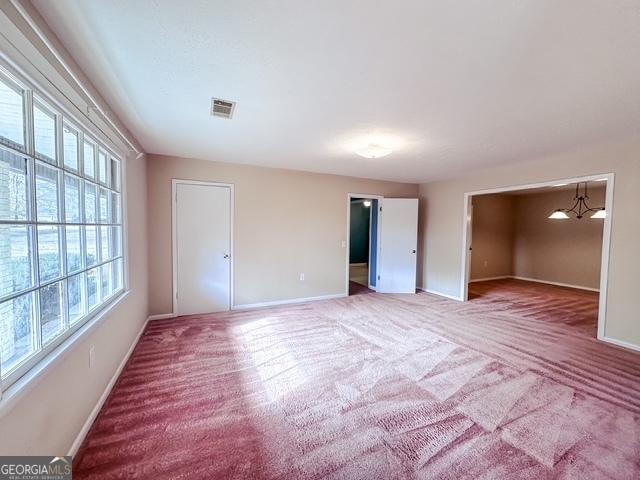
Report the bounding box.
[548,182,605,220]
[355,143,392,159]
[549,210,570,219]
[363,200,371,207]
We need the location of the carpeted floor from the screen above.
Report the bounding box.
[73,279,640,479]
[349,280,374,296]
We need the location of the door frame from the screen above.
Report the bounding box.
[172,179,235,315]
[345,193,384,295]
[460,173,614,341]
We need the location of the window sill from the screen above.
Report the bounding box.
[0,289,131,418]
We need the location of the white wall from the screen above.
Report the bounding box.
[419,137,640,348]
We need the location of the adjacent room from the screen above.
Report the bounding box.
[0,1,639,479]
[348,196,379,295]
[466,179,608,339]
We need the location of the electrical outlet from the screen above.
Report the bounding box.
[341,240,346,248]
[89,345,95,369]
[299,273,305,281]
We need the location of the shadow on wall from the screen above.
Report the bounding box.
[349,199,370,264]
[470,185,606,290]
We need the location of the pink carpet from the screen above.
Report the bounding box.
[73,279,640,479]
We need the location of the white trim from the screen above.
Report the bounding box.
[468,275,512,283]
[469,275,600,292]
[171,179,234,315]
[346,193,383,296]
[67,313,147,457]
[0,290,130,418]
[0,59,129,392]
[510,276,599,292]
[597,174,615,340]
[0,34,129,160]
[460,173,615,342]
[7,0,141,154]
[147,313,176,321]
[232,293,345,311]
[599,335,640,353]
[419,287,463,302]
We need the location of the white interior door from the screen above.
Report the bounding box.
[175,183,231,315]
[378,198,418,293]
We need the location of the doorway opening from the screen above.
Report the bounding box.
[461,173,614,341]
[346,194,382,295]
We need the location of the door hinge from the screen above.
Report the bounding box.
[378,275,380,280]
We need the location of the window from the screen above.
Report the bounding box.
[0,65,125,388]
[0,72,25,151]
[63,123,79,172]
[33,99,57,163]
[83,139,96,179]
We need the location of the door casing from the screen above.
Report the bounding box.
[172,179,234,315]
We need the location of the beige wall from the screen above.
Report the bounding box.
[419,137,640,347]
[147,155,418,314]
[512,187,605,289]
[469,188,605,290]
[470,194,515,280]
[0,3,148,455]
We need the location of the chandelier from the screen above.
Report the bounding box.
[548,182,606,219]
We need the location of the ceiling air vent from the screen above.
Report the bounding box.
[211,98,236,119]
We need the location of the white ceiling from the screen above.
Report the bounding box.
[32,0,640,183]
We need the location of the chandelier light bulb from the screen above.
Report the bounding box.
[549,210,570,219]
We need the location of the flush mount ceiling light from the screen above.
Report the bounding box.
[363,199,372,207]
[548,182,605,220]
[355,143,393,159]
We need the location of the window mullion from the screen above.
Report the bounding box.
[24,89,34,156]
[78,129,84,178]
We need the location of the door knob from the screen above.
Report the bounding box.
[223,254,230,259]
[412,250,416,254]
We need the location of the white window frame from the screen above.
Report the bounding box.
[0,59,128,393]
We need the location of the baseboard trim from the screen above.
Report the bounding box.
[510,276,599,292]
[147,313,177,321]
[469,275,512,283]
[599,335,640,353]
[419,287,463,302]
[470,275,599,292]
[232,293,346,310]
[67,317,148,457]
